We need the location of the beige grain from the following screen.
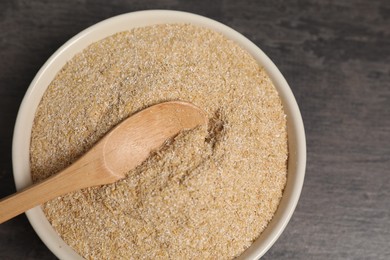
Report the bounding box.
[30,24,288,259]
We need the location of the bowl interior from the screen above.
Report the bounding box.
[12,10,306,260]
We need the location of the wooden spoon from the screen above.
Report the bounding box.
[0,101,207,224]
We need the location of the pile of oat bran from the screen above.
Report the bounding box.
[30,24,288,259]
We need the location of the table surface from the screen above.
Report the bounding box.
[1,0,389,259]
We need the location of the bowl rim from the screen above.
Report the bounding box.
[12,9,306,260]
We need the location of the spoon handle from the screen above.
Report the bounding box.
[0,147,114,224]
[0,172,72,223]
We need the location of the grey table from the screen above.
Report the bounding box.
[1,0,389,259]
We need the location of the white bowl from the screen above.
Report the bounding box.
[12,10,306,259]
